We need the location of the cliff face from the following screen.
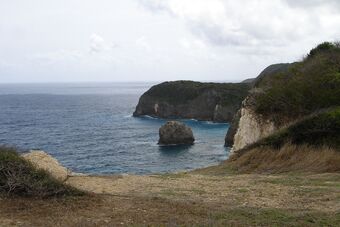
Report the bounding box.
[225,63,291,147]
[231,95,277,151]
[134,81,250,123]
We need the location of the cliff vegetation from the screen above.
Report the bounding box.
[254,42,340,125]
[134,80,251,122]
[0,147,83,198]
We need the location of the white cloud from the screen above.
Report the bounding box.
[1,0,340,82]
[139,0,340,50]
[90,33,116,53]
[135,36,152,51]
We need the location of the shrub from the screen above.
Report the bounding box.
[252,108,340,149]
[0,147,83,198]
[254,42,340,125]
[307,41,340,58]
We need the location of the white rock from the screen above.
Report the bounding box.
[232,106,276,152]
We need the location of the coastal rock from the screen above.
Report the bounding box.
[159,121,195,145]
[224,109,241,147]
[225,63,292,148]
[134,81,250,123]
[22,150,69,182]
[232,101,276,151]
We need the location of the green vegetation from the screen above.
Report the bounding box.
[143,80,250,106]
[228,107,340,174]
[254,42,340,125]
[254,107,340,149]
[212,208,340,227]
[308,41,340,58]
[0,147,83,198]
[259,174,340,187]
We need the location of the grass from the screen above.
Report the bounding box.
[254,42,340,126]
[252,107,340,149]
[212,208,340,226]
[0,146,83,198]
[259,174,340,187]
[152,172,189,180]
[1,194,339,226]
[228,143,340,173]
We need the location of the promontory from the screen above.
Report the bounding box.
[133,80,251,122]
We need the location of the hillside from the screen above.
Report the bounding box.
[254,42,340,125]
[226,42,340,148]
[227,108,340,173]
[134,80,251,122]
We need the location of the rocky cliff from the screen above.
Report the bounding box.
[134,81,251,122]
[231,94,277,151]
[225,63,291,147]
[226,42,340,151]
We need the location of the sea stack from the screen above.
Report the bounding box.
[159,121,195,145]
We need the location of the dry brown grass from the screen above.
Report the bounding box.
[228,143,340,173]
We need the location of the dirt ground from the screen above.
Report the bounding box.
[1,167,340,226]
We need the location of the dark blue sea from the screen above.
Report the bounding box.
[0,83,230,174]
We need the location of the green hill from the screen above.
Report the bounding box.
[134,80,250,122]
[254,42,340,126]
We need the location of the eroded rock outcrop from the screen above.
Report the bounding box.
[22,150,69,181]
[225,63,292,149]
[134,81,250,123]
[231,97,277,151]
[159,121,195,145]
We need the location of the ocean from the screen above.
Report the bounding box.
[0,83,230,174]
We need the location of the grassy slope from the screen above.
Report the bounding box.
[252,107,340,149]
[227,43,340,173]
[1,171,339,226]
[254,42,340,125]
[227,102,340,174]
[142,80,251,106]
[0,147,82,198]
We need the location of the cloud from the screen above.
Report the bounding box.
[139,0,340,50]
[283,0,340,9]
[30,50,83,64]
[90,33,116,53]
[135,36,152,51]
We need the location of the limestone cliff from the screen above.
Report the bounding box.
[134,81,250,123]
[225,63,291,147]
[231,94,277,151]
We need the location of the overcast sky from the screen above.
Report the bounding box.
[1,0,339,83]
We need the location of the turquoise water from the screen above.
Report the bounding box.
[0,83,230,174]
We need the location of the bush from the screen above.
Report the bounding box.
[307,42,340,58]
[251,107,340,149]
[0,147,83,198]
[254,42,340,125]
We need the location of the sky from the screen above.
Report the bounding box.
[0,0,340,83]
